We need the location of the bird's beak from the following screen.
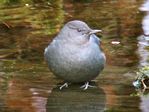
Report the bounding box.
[89,29,102,35]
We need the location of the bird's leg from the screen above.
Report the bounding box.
[59,82,69,90]
[80,82,96,90]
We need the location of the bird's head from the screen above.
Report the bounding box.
[58,20,102,42]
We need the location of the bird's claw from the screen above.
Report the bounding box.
[59,82,69,90]
[80,82,96,90]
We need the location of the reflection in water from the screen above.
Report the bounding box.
[98,65,141,112]
[4,75,53,112]
[137,35,149,66]
[140,0,149,12]
[138,0,149,66]
[0,0,64,60]
[139,1,149,112]
[1,61,142,112]
[142,12,149,36]
[140,0,149,36]
[0,59,57,112]
[140,91,149,112]
[138,0,149,67]
[0,0,147,112]
[46,83,106,112]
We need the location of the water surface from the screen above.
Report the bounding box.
[0,0,148,112]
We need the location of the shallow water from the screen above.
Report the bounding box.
[0,0,149,112]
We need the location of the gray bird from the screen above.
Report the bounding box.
[44,20,106,90]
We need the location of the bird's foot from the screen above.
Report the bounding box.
[80,82,96,90]
[59,82,69,90]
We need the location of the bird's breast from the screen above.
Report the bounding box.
[58,42,104,69]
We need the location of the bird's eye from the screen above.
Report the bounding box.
[77,29,81,32]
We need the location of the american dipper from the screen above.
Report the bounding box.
[44,20,106,90]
